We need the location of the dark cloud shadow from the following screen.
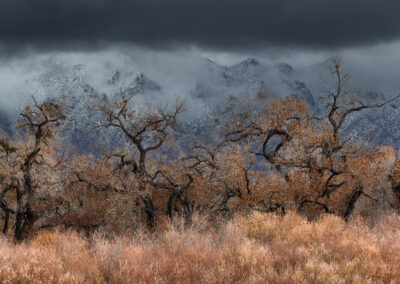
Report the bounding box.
[1,0,400,55]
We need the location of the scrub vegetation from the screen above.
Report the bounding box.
[1,58,400,283]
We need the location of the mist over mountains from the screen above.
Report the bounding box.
[1,57,400,150]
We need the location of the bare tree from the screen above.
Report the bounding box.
[326,57,400,146]
[224,58,400,219]
[183,144,262,219]
[0,97,66,240]
[92,92,185,227]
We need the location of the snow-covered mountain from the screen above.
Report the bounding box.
[2,58,400,150]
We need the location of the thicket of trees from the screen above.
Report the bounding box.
[1,59,400,241]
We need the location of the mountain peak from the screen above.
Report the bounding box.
[132,73,161,92]
[277,63,294,75]
[108,70,121,85]
[241,58,259,66]
[72,64,84,72]
[205,58,218,65]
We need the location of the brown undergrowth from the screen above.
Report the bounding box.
[1,211,400,283]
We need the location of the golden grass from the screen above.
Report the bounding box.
[1,212,400,283]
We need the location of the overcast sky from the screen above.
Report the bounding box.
[1,0,400,114]
[2,0,400,52]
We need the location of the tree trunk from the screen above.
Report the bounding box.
[167,191,179,219]
[393,185,400,209]
[343,189,362,220]
[142,195,155,228]
[14,187,24,241]
[180,194,194,227]
[2,210,9,235]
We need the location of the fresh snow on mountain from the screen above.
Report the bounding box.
[2,57,400,151]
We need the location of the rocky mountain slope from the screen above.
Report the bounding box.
[2,58,399,150]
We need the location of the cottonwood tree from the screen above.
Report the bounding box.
[55,155,116,232]
[0,137,18,235]
[304,58,399,217]
[59,140,195,231]
[0,97,66,240]
[183,143,276,220]
[91,92,186,227]
[224,58,400,219]
[148,159,195,226]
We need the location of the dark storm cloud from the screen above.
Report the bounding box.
[1,0,400,52]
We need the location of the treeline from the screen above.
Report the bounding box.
[1,58,400,241]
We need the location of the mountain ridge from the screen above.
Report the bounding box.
[1,57,399,150]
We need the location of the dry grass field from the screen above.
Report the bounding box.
[1,211,399,283]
